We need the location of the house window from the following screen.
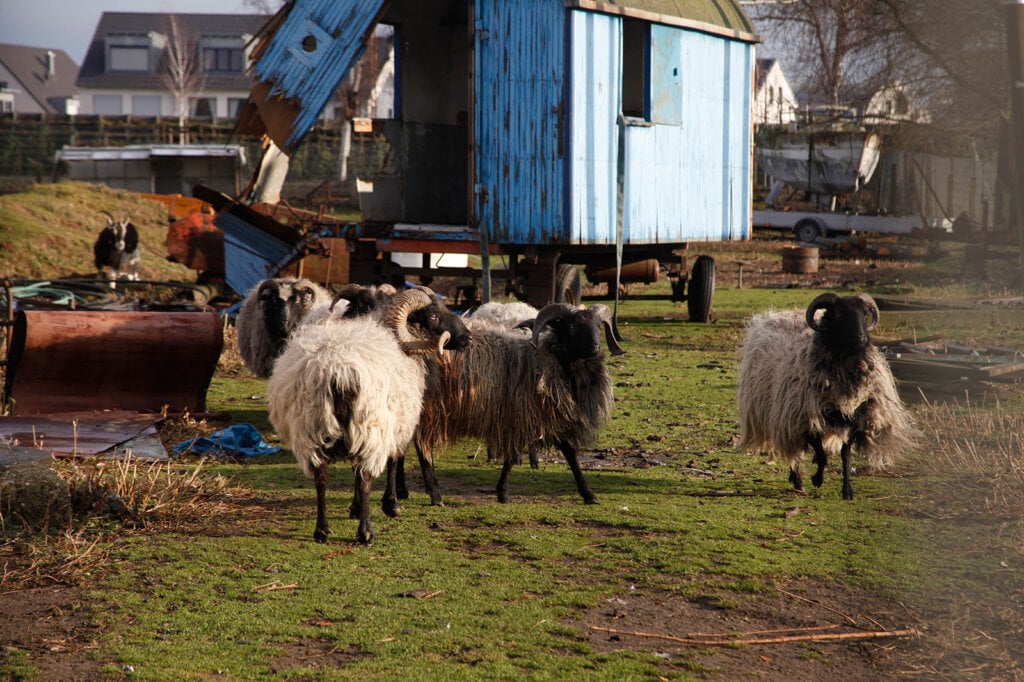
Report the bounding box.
[190,97,216,118]
[0,100,12,114]
[227,97,248,118]
[621,19,649,120]
[132,95,161,116]
[94,94,123,115]
[109,46,149,71]
[203,47,244,73]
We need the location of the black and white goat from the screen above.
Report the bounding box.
[93,211,141,287]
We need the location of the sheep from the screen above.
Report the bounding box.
[407,302,624,506]
[266,286,470,544]
[464,300,543,469]
[736,292,916,500]
[93,211,141,287]
[235,277,333,377]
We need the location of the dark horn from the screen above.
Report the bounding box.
[805,293,840,332]
[588,305,626,355]
[531,303,573,347]
[856,294,880,331]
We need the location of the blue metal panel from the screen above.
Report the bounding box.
[568,11,619,245]
[569,13,752,244]
[215,212,293,296]
[474,0,567,244]
[252,0,387,151]
[650,24,682,125]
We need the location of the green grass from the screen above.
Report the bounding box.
[3,206,1024,678]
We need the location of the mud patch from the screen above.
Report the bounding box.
[570,579,917,680]
[269,636,373,675]
[0,586,109,681]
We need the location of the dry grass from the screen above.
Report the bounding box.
[911,392,1024,520]
[1,457,245,591]
[216,319,250,377]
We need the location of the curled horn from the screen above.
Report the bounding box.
[587,304,626,356]
[329,283,365,312]
[99,209,116,225]
[805,292,840,332]
[531,303,574,347]
[856,293,880,331]
[385,288,450,355]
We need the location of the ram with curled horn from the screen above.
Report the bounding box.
[399,301,625,507]
[737,292,916,500]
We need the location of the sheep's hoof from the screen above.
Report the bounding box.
[496,492,509,504]
[842,487,854,501]
[357,529,374,545]
[382,498,401,518]
[583,496,599,505]
[811,471,825,488]
[313,527,330,544]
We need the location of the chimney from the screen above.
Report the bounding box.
[45,50,55,80]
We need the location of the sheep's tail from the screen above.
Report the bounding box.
[267,343,355,477]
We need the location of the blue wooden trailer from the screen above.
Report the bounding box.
[229,0,760,317]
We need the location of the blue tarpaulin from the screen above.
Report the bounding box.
[173,423,281,458]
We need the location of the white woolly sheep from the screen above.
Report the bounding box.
[235,277,332,377]
[736,292,916,500]
[407,302,624,506]
[266,287,470,544]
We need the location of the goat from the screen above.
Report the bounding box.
[736,292,916,500]
[407,303,624,506]
[266,286,470,544]
[93,211,140,287]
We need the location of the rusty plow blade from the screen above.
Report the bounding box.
[4,311,223,416]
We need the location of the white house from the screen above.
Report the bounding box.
[753,58,798,126]
[863,82,931,126]
[0,43,79,114]
[75,12,268,119]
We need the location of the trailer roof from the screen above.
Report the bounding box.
[571,0,759,43]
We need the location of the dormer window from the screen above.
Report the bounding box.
[109,45,150,71]
[203,46,244,72]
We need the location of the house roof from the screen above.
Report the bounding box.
[76,12,269,91]
[0,44,79,113]
[571,0,759,42]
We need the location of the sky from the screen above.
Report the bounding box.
[0,0,275,65]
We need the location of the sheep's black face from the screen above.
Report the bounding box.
[408,304,471,351]
[341,289,390,319]
[818,303,871,352]
[549,313,602,361]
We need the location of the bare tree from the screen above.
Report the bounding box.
[747,0,900,110]
[160,15,206,144]
[242,0,284,14]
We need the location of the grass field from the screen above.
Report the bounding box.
[1,182,1023,680]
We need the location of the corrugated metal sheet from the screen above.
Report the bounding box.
[251,0,387,151]
[568,10,752,244]
[474,0,568,244]
[571,0,757,40]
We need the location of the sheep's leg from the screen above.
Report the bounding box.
[527,442,540,470]
[808,436,828,488]
[355,468,375,544]
[557,441,598,505]
[382,459,401,518]
[840,442,855,501]
[415,444,443,506]
[395,454,410,500]
[496,455,514,503]
[313,461,331,543]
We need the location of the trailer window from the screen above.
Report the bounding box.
[621,19,649,120]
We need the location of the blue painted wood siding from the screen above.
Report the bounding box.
[252,0,386,151]
[569,11,753,244]
[474,0,568,244]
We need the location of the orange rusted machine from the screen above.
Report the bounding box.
[3,310,223,416]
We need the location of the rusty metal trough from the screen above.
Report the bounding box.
[3,310,223,415]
